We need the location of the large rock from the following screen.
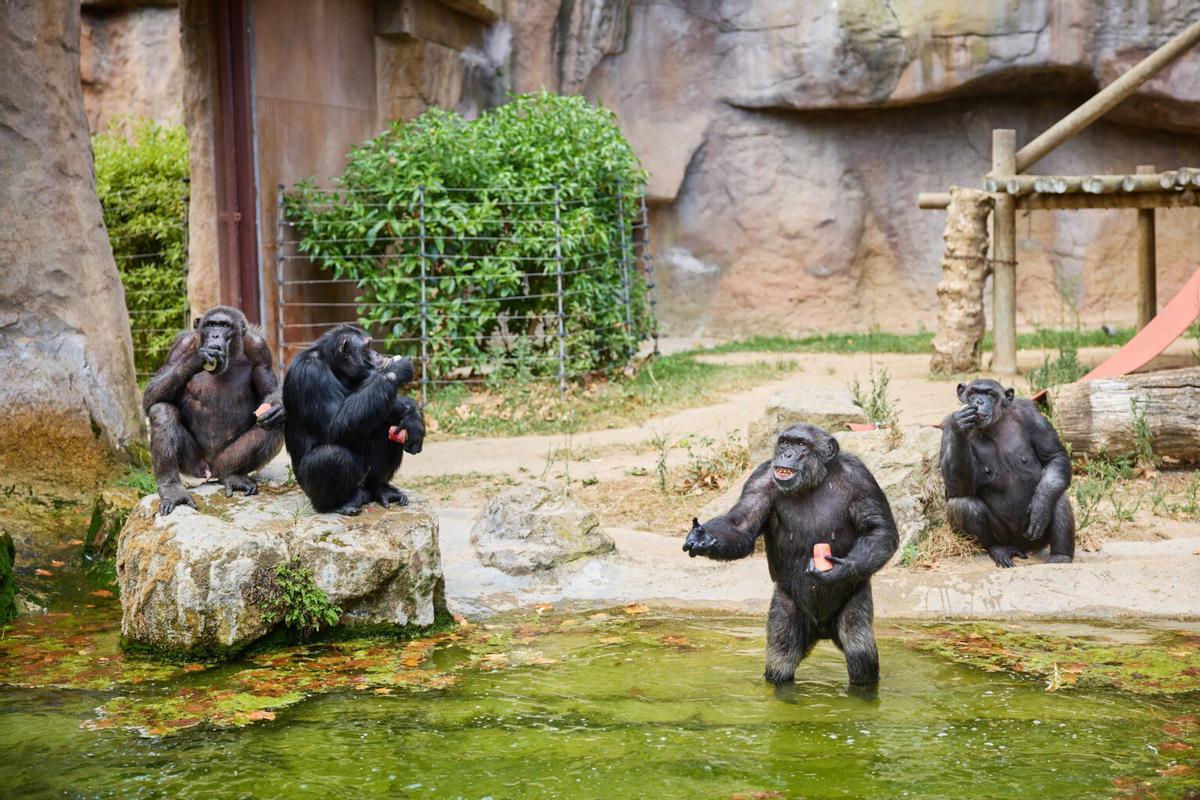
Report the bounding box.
[0,0,145,489]
[470,483,615,575]
[751,386,867,459]
[117,468,447,658]
[81,4,182,132]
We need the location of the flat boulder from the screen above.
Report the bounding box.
[116,466,447,659]
[470,483,614,575]
[750,386,867,459]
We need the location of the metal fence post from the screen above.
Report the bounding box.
[275,183,286,371]
[417,185,429,408]
[615,184,634,367]
[553,184,566,398]
[639,193,659,355]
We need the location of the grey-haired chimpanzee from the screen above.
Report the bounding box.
[684,424,899,686]
[282,324,424,516]
[940,378,1074,568]
[143,306,285,515]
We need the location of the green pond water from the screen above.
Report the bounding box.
[0,580,1196,800]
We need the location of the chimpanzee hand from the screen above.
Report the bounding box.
[952,405,979,431]
[158,484,196,516]
[806,554,859,584]
[255,402,285,431]
[682,518,719,558]
[1026,496,1052,540]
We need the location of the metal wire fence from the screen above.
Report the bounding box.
[276,183,658,404]
[100,184,191,383]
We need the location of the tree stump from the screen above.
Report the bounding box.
[1053,367,1200,462]
[930,187,993,375]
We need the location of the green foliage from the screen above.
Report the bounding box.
[1130,396,1157,470]
[848,365,899,430]
[267,560,342,640]
[677,432,750,493]
[0,532,15,625]
[284,92,650,379]
[92,119,190,379]
[1026,330,1088,394]
[701,327,1133,357]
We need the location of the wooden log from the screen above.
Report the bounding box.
[918,192,951,209]
[930,188,993,375]
[1018,190,1200,211]
[1053,367,1200,462]
[1136,165,1156,329]
[991,130,1018,375]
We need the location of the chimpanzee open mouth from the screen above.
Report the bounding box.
[773,467,796,480]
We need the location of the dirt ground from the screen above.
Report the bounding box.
[405,339,1200,618]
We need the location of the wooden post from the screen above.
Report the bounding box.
[991,129,1018,375]
[1137,164,1157,329]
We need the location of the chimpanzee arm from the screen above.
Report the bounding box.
[329,371,396,444]
[143,331,203,413]
[245,332,284,429]
[939,415,976,498]
[685,463,773,561]
[843,471,900,578]
[1024,404,1072,537]
[391,395,425,454]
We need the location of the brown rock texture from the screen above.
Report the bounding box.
[0,0,144,487]
[81,1,182,132]
[930,188,994,375]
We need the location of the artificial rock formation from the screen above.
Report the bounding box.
[470,483,614,575]
[930,188,994,375]
[117,466,447,657]
[750,385,868,460]
[0,0,144,488]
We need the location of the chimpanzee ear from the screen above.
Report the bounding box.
[1004,387,1015,404]
[240,320,247,336]
[956,383,967,402]
[193,317,202,331]
[822,435,840,462]
[338,336,350,355]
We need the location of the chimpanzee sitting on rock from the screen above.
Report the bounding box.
[143,306,285,515]
[684,424,898,686]
[282,324,424,515]
[940,378,1075,568]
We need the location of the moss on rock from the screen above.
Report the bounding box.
[0,531,15,623]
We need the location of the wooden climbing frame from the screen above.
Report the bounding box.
[918,18,1200,375]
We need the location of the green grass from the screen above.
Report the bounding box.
[702,327,1134,356]
[425,353,797,438]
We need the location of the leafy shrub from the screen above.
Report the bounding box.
[1026,330,1087,394]
[93,119,190,378]
[284,91,651,379]
[266,559,342,640]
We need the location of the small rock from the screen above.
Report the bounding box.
[116,473,447,659]
[470,483,614,575]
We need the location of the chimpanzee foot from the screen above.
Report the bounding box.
[334,488,371,516]
[158,483,196,516]
[222,474,258,497]
[373,483,409,508]
[1046,554,1073,564]
[988,545,1027,569]
[763,669,796,686]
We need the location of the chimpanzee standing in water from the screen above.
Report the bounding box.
[283,324,424,515]
[940,379,1074,568]
[143,306,285,515]
[684,424,898,686]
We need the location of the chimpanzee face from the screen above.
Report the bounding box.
[956,379,1015,428]
[193,307,246,374]
[326,324,384,386]
[772,424,839,493]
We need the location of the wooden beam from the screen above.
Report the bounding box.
[918,192,952,209]
[1016,190,1200,210]
[992,130,1017,376]
[1137,165,1157,329]
[1015,19,1200,172]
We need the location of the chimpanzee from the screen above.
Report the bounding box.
[282,324,424,515]
[684,424,899,686]
[143,306,285,515]
[940,378,1075,568]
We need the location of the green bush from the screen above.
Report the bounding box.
[93,119,190,379]
[284,91,651,379]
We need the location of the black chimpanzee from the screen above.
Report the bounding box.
[940,378,1075,568]
[684,424,899,686]
[143,306,285,515]
[282,324,424,515]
